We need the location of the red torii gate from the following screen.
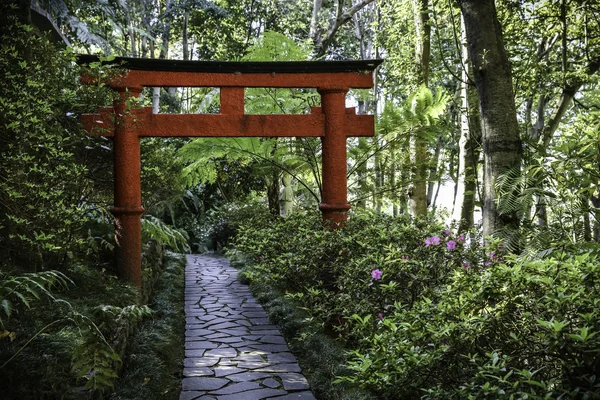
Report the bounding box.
[79,55,381,287]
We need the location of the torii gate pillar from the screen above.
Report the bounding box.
[319,88,350,226]
[113,87,144,286]
[80,56,381,287]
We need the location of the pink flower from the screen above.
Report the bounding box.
[457,234,465,242]
[425,236,441,247]
[402,256,409,261]
[444,230,451,236]
[462,263,469,269]
[447,240,457,251]
[371,269,383,280]
[378,313,384,321]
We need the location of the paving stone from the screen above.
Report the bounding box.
[205,333,231,339]
[217,328,250,336]
[261,378,281,388]
[250,325,279,331]
[185,349,206,357]
[249,318,271,325]
[227,371,271,382]
[278,373,310,391]
[254,364,302,373]
[179,391,206,400]
[182,377,229,391]
[209,381,262,395]
[186,328,216,336]
[232,354,266,362]
[259,335,287,345]
[248,344,290,353]
[186,341,219,350]
[267,392,317,400]
[183,367,214,377]
[184,358,220,368]
[204,347,238,358]
[248,330,281,335]
[208,322,241,330]
[213,366,245,377]
[243,312,268,318]
[229,340,262,348]
[267,353,297,364]
[216,388,287,400]
[210,336,246,343]
[236,361,271,369]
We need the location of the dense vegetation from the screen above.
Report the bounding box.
[1,0,599,398]
[230,209,600,398]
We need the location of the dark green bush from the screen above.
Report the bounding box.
[232,210,600,399]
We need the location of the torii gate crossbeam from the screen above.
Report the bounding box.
[78,55,382,287]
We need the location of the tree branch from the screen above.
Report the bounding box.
[315,0,377,58]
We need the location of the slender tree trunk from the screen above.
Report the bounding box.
[426,138,442,206]
[183,10,189,61]
[413,0,430,86]
[160,0,172,59]
[409,0,431,217]
[310,0,323,53]
[374,138,383,212]
[267,171,280,215]
[453,17,481,232]
[459,0,522,238]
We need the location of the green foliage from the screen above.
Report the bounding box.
[233,210,600,398]
[0,9,114,270]
[142,215,190,253]
[233,210,478,340]
[111,254,186,400]
[72,304,152,392]
[0,270,72,329]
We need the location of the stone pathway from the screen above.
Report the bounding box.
[181,254,316,400]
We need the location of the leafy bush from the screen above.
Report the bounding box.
[232,210,600,398]
[0,9,116,271]
[234,211,483,341]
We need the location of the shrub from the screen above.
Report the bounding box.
[232,210,600,398]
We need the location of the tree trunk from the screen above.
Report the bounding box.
[159,0,172,59]
[426,138,442,206]
[409,133,428,216]
[413,0,430,86]
[408,0,430,217]
[267,170,280,216]
[309,0,323,54]
[183,10,189,61]
[459,0,522,238]
[453,17,481,232]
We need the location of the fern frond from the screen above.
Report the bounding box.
[142,216,190,253]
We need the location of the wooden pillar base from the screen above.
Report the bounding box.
[319,203,351,227]
[112,206,144,287]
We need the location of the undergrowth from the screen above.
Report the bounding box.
[232,254,377,400]
[111,253,185,400]
[229,210,600,399]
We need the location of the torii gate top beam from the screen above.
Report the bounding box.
[76,55,382,89]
